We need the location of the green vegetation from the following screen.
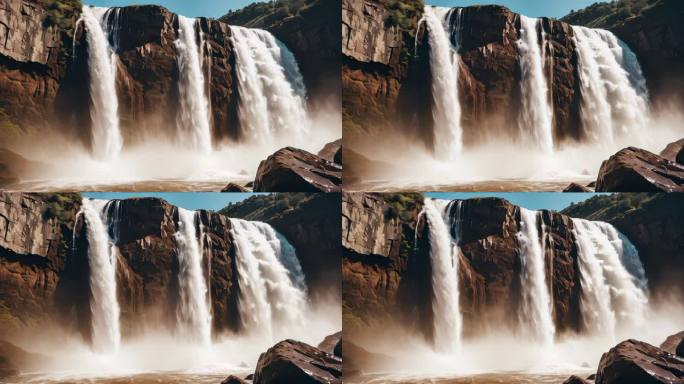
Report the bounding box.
[219,193,313,221]
[562,0,661,28]
[38,0,82,32]
[220,0,319,29]
[41,193,81,228]
[381,0,423,32]
[561,193,658,221]
[383,193,424,222]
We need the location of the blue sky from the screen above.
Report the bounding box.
[426,192,608,211]
[83,192,267,211]
[427,0,600,18]
[84,0,256,18]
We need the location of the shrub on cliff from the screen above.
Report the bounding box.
[41,193,81,228]
[38,0,81,32]
[562,0,659,28]
[220,0,318,28]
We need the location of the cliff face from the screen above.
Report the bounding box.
[345,2,682,151]
[562,0,684,106]
[0,192,331,342]
[0,193,79,331]
[562,193,684,297]
[220,193,342,301]
[2,0,331,147]
[0,0,72,133]
[342,193,585,341]
[221,0,341,106]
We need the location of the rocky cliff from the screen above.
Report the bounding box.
[0,192,334,342]
[1,0,330,147]
[562,0,684,107]
[342,193,600,342]
[220,193,341,301]
[221,0,341,107]
[562,193,684,297]
[343,1,683,155]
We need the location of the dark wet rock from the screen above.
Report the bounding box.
[221,183,249,192]
[596,339,684,384]
[318,331,342,357]
[244,181,254,188]
[563,182,592,192]
[318,139,342,164]
[253,339,341,384]
[595,147,684,192]
[244,373,254,380]
[221,375,248,384]
[661,331,684,356]
[586,181,596,188]
[253,147,342,192]
[563,375,591,384]
[587,374,596,380]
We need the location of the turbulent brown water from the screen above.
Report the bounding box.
[5,372,247,384]
[2,180,243,192]
[347,372,588,384]
[346,179,592,192]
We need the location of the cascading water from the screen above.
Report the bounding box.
[174,208,212,346]
[420,6,463,160]
[229,26,308,143]
[79,6,123,161]
[516,208,555,346]
[79,198,121,354]
[572,26,649,143]
[175,16,213,153]
[419,198,463,353]
[517,16,554,153]
[229,219,307,339]
[571,219,649,340]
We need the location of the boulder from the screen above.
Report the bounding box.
[660,331,684,356]
[563,375,592,384]
[317,331,342,357]
[253,147,342,192]
[317,139,342,164]
[660,139,684,163]
[595,147,684,192]
[221,375,249,384]
[253,339,341,384]
[563,182,592,192]
[221,183,249,192]
[595,339,684,384]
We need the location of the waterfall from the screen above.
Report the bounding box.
[174,208,212,346]
[419,198,463,353]
[516,208,555,346]
[229,219,307,339]
[517,16,554,153]
[175,15,213,153]
[571,219,649,339]
[229,26,308,143]
[79,198,121,354]
[420,6,463,160]
[79,6,123,161]
[572,26,649,143]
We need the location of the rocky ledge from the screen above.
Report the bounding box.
[595,145,684,192]
[563,331,684,384]
[253,147,342,192]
